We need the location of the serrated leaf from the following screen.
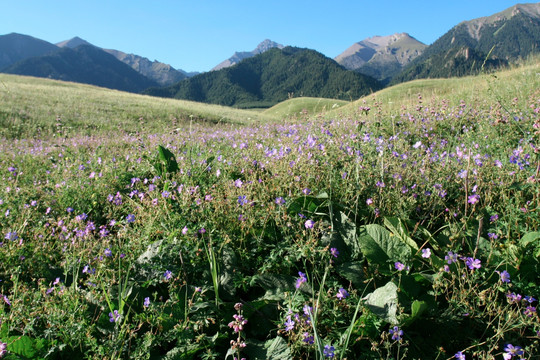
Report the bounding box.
[7,335,43,358]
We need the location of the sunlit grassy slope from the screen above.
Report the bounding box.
[325,60,540,117]
[263,97,349,118]
[0,74,275,139]
[1,59,538,140]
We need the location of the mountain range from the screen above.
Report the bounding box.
[0,2,538,106]
[145,46,382,108]
[392,2,540,83]
[0,33,191,89]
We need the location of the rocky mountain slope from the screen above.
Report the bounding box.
[335,33,426,84]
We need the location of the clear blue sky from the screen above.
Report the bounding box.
[0,1,536,72]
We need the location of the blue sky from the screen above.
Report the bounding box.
[1,1,536,72]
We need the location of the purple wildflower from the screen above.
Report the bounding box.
[465,257,481,270]
[4,231,18,241]
[228,314,247,333]
[523,306,536,317]
[109,310,121,323]
[305,219,315,229]
[336,288,349,300]
[164,270,173,281]
[445,251,458,264]
[506,292,522,304]
[395,262,406,271]
[503,344,524,357]
[454,351,466,360]
[237,195,248,206]
[421,248,432,258]
[389,326,403,341]
[467,194,480,204]
[323,344,335,358]
[496,270,511,283]
[143,297,150,308]
[302,332,314,344]
[126,214,135,223]
[284,316,295,331]
[330,247,339,258]
[295,271,307,289]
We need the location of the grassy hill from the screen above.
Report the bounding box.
[0,73,274,139]
[263,97,349,118]
[327,58,540,117]
[2,58,538,140]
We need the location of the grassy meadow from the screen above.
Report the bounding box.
[0,62,539,359]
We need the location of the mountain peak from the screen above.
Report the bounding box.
[56,37,94,49]
[335,33,426,82]
[460,2,540,40]
[212,39,285,71]
[254,39,284,54]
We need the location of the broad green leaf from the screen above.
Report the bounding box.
[286,195,327,216]
[411,300,428,319]
[335,261,365,287]
[358,224,411,265]
[7,335,45,359]
[244,337,291,360]
[384,217,419,251]
[251,273,300,300]
[264,336,291,360]
[363,281,399,324]
[520,231,540,247]
[156,145,179,175]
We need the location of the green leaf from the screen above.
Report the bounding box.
[155,145,179,175]
[358,224,411,265]
[264,337,291,360]
[411,300,428,318]
[286,195,327,217]
[7,335,46,359]
[251,273,301,300]
[320,211,359,261]
[362,281,399,324]
[335,261,365,287]
[520,231,540,248]
[384,217,419,251]
[244,337,291,360]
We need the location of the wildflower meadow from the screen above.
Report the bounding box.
[0,64,539,359]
